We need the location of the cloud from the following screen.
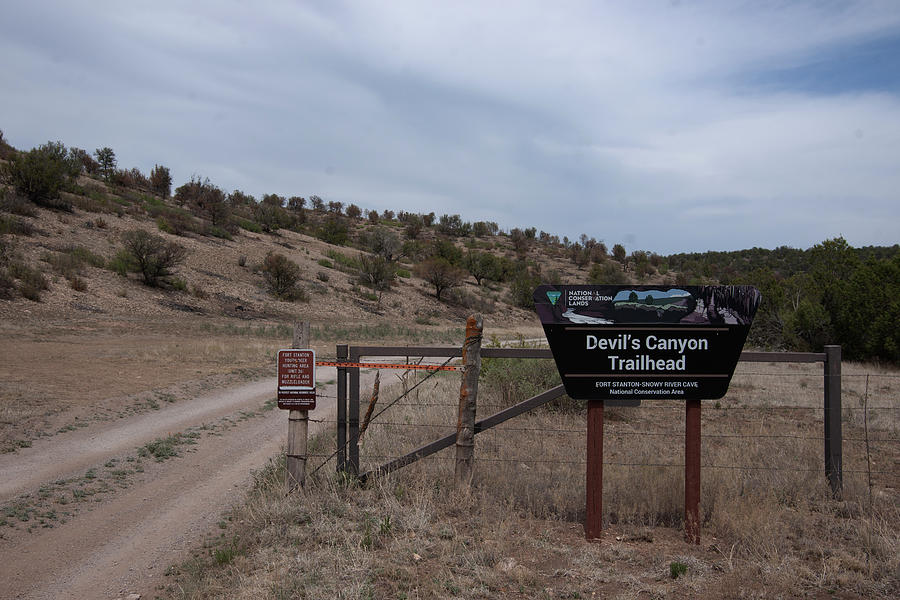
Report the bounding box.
[1,0,898,254]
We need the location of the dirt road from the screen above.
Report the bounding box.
[0,367,374,599]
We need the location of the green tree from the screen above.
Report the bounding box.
[612,243,627,266]
[94,147,116,180]
[1,141,80,209]
[464,250,498,285]
[149,164,172,198]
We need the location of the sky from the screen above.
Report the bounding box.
[2,1,899,255]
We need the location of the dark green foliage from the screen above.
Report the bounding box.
[358,253,395,296]
[508,266,541,309]
[93,147,116,181]
[149,164,172,198]
[175,176,231,227]
[118,228,187,287]
[317,215,349,245]
[463,250,499,285]
[437,214,471,237]
[261,252,302,300]
[430,238,463,266]
[589,261,628,285]
[2,141,80,209]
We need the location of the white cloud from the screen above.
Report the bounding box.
[1,0,899,253]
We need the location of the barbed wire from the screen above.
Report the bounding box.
[303,452,895,476]
[306,418,898,442]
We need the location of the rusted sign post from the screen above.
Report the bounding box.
[279,322,315,492]
[535,285,759,543]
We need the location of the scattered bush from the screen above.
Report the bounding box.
[149,164,172,198]
[417,258,464,302]
[261,252,302,300]
[589,260,629,285]
[317,215,349,246]
[117,228,187,287]
[358,253,395,296]
[0,189,37,217]
[0,214,35,236]
[1,141,80,209]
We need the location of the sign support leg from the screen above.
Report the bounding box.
[585,399,603,541]
[685,398,701,544]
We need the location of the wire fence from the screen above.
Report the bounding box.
[309,361,898,496]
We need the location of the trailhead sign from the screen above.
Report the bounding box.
[534,285,761,400]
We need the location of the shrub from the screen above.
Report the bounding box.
[175,176,231,227]
[0,214,35,236]
[317,215,349,245]
[417,258,463,301]
[9,262,49,301]
[589,261,628,285]
[118,228,187,286]
[0,189,37,217]
[508,268,542,309]
[1,141,79,209]
[149,164,172,198]
[358,253,395,294]
[261,252,302,300]
[317,258,333,269]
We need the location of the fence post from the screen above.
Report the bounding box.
[455,314,483,489]
[349,348,360,476]
[286,321,310,492]
[336,344,348,474]
[824,345,842,496]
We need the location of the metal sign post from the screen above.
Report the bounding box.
[534,285,759,542]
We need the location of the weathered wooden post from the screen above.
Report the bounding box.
[455,314,483,489]
[286,321,310,492]
[824,345,842,496]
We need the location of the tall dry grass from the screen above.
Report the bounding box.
[168,358,899,598]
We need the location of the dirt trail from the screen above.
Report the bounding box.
[0,368,375,599]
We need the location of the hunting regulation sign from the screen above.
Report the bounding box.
[534,285,760,400]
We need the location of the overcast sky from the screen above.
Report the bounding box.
[2,1,899,254]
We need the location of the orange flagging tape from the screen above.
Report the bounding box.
[315,360,463,371]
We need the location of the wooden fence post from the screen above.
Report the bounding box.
[824,345,842,496]
[286,321,310,492]
[455,314,483,489]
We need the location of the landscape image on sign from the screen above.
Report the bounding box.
[543,286,760,326]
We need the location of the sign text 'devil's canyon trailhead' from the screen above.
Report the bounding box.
[534,285,761,400]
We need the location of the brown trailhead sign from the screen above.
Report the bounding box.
[277,349,316,410]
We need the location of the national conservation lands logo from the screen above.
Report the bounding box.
[534,285,761,401]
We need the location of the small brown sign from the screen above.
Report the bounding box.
[277,389,317,410]
[278,349,316,390]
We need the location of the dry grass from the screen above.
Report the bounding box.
[167,360,899,599]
